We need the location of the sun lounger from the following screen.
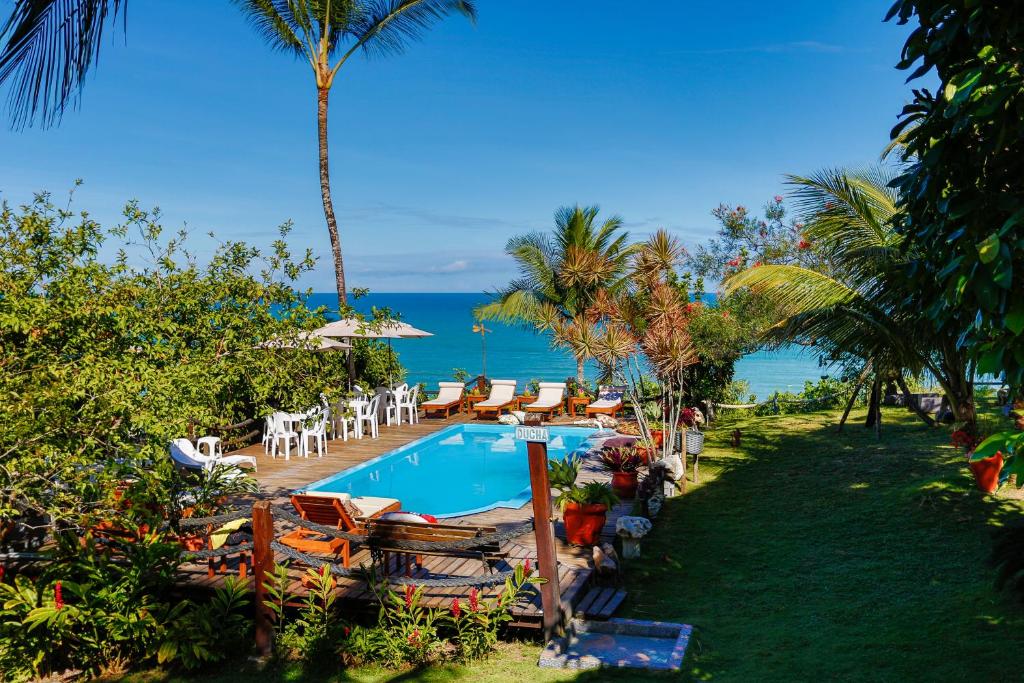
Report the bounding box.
[362,517,506,575]
[282,492,401,567]
[524,382,567,419]
[169,438,257,472]
[472,379,517,418]
[585,385,626,418]
[421,381,465,418]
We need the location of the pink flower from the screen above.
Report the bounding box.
[404,585,415,610]
[524,558,532,575]
[55,581,64,610]
[451,597,461,619]
[795,222,804,229]
[469,588,479,612]
[774,195,784,203]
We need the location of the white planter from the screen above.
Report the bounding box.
[685,430,705,455]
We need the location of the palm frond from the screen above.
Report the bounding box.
[344,0,475,59]
[233,0,306,56]
[0,0,124,128]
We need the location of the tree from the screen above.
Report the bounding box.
[724,169,976,430]
[233,0,476,307]
[476,205,635,382]
[886,1,1024,386]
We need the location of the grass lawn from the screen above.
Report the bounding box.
[122,403,1024,682]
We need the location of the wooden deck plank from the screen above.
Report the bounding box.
[594,590,627,619]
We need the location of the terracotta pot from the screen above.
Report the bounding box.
[562,503,608,546]
[651,430,665,447]
[969,451,1003,493]
[634,448,653,465]
[610,471,639,499]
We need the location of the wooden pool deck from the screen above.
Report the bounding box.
[174,412,631,627]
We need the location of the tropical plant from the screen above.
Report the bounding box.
[724,169,976,430]
[547,455,581,491]
[555,482,618,511]
[233,0,477,307]
[600,447,642,473]
[477,205,635,382]
[886,1,1024,387]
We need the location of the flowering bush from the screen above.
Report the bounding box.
[951,430,981,452]
[681,406,705,430]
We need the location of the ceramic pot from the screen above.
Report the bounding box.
[968,451,1003,493]
[563,503,608,546]
[610,471,639,499]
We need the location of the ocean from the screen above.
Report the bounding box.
[306,292,831,401]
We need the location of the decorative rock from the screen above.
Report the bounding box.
[497,413,519,425]
[647,494,664,518]
[663,453,685,481]
[595,414,619,429]
[593,543,619,579]
[616,516,652,559]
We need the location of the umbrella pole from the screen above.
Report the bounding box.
[388,338,394,387]
[346,339,356,391]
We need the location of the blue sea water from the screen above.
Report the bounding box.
[302,424,598,517]
[305,292,830,401]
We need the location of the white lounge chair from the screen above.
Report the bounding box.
[472,379,517,418]
[170,438,257,471]
[422,381,464,418]
[586,385,625,418]
[524,382,567,420]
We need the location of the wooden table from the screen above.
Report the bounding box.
[514,395,536,410]
[567,396,590,416]
[464,395,487,414]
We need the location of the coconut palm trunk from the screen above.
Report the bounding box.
[317,85,346,306]
[576,356,585,385]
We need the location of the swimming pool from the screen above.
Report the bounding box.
[301,424,600,518]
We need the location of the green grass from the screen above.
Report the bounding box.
[121,404,1024,682]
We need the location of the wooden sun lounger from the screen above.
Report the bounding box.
[362,518,506,576]
[422,382,465,419]
[283,494,401,567]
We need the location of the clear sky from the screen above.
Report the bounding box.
[0,1,914,293]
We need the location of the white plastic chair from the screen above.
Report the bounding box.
[385,387,402,426]
[301,409,329,458]
[261,414,275,453]
[398,385,420,425]
[270,411,300,460]
[356,395,381,439]
[330,399,351,441]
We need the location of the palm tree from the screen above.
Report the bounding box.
[0,0,124,128]
[725,167,976,430]
[232,0,476,307]
[476,205,635,382]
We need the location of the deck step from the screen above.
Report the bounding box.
[574,586,627,620]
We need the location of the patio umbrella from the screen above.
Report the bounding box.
[316,318,432,386]
[257,331,352,352]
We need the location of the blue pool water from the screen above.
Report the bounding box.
[301,424,598,518]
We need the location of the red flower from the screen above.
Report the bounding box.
[469,588,479,612]
[951,430,980,451]
[55,581,64,610]
[0,566,5,582]
[825,201,835,209]
[752,261,762,267]
[798,240,811,250]
[721,311,730,319]
[451,597,461,619]
[524,558,532,575]
[343,626,351,637]
[727,258,741,267]
[684,302,696,313]
[404,585,415,610]
[774,195,783,203]
[408,628,420,645]
[795,222,804,229]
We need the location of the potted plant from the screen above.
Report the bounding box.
[548,454,582,491]
[600,447,643,499]
[681,407,705,455]
[632,437,657,464]
[647,419,665,448]
[953,429,1005,493]
[556,482,619,546]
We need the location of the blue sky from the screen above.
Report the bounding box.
[0,1,914,293]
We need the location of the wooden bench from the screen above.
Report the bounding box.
[362,519,507,576]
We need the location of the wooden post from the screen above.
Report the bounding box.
[252,500,274,658]
[524,414,562,640]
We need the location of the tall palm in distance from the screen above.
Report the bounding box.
[476,205,635,383]
[232,0,476,307]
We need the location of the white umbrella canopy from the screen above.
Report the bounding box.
[257,331,352,352]
[316,318,433,339]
